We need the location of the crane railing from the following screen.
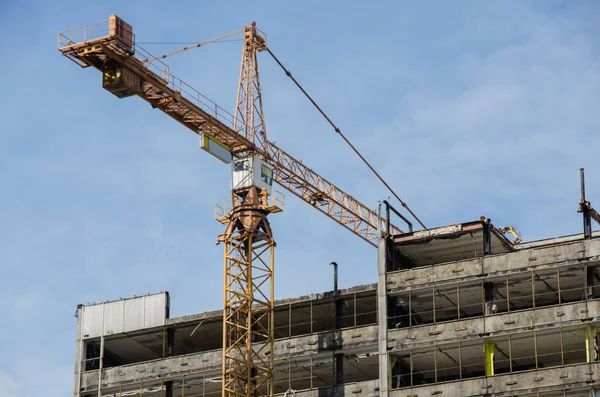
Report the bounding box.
[59,18,237,131]
[58,19,112,49]
[134,44,237,130]
[57,16,403,245]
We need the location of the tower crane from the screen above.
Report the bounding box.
[58,15,417,397]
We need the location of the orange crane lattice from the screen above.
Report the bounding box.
[58,15,404,397]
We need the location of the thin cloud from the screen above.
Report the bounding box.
[0,370,21,397]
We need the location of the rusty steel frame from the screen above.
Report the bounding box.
[57,17,402,247]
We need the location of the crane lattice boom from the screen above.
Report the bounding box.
[58,16,402,246]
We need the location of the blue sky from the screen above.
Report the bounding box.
[1,1,599,395]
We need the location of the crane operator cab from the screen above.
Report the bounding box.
[215,156,283,225]
[102,63,142,98]
[232,155,273,193]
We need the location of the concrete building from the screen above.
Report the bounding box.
[73,216,600,397]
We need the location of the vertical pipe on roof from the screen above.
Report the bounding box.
[580,168,592,240]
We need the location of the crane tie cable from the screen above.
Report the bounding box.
[265,47,427,230]
[141,29,244,64]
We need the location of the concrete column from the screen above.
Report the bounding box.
[335,353,344,386]
[387,296,399,329]
[484,340,495,376]
[482,221,491,256]
[74,305,84,397]
[334,299,343,329]
[484,282,495,315]
[377,204,390,397]
[165,380,173,397]
[166,328,175,357]
[97,303,106,397]
[334,284,344,388]
[587,264,596,300]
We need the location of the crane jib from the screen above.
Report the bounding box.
[57,17,403,245]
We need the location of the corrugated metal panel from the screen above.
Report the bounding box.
[123,296,145,332]
[81,292,167,339]
[144,293,166,328]
[81,304,103,339]
[103,299,124,335]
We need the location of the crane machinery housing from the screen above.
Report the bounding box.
[61,15,600,397]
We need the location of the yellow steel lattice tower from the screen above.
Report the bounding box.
[221,23,276,397]
[220,187,275,397]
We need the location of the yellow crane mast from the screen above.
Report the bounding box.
[220,24,275,397]
[57,15,406,397]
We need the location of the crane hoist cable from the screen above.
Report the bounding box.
[265,47,428,230]
[141,29,244,63]
[137,39,242,45]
